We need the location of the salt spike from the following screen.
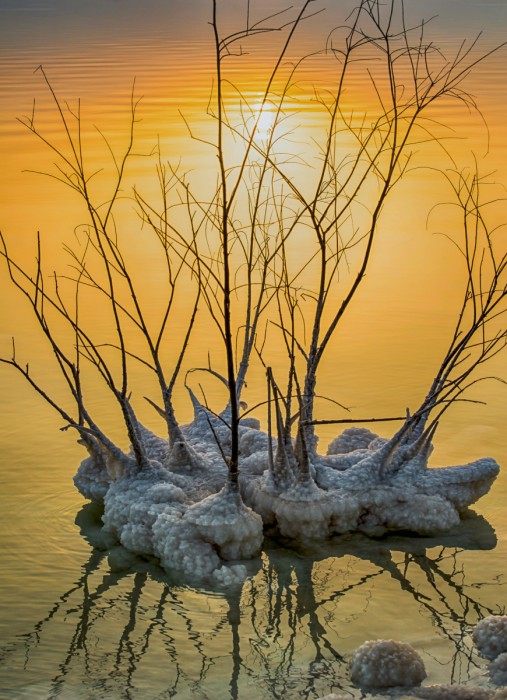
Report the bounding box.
[409,403,432,440]
[187,386,215,431]
[355,417,413,475]
[122,395,152,471]
[381,420,437,478]
[273,442,295,492]
[75,424,128,467]
[292,420,320,493]
[77,433,107,468]
[168,437,207,473]
[165,400,185,447]
[219,402,233,424]
[412,421,439,471]
[86,431,136,481]
[144,395,166,419]
[265,371,277,490]
[144,394,185,448]
[272,376,295,491]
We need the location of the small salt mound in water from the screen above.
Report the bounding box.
[350,639,426,690]
[490,653,507,686]
[474,616,507,659]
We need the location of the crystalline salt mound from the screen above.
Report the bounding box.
[356,488,460,537]
[212,564,248,587]
[350,639,426,690]
[184,484,263,560]
[119,483,186,555]
[74,454,111,503]
[327,426,381,454]
[490,652,507,685]
[153,510,221,579]
[272,482,360,540]
[474,616,507,660]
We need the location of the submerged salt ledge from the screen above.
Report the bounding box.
[412,687,504,699]
[73,407,499,582]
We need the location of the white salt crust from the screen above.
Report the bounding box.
[73,416,499,581]
[74,454,111,502]
[184,485,263,561]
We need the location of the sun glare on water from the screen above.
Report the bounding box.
[251,101,277,140]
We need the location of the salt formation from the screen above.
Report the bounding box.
[73,437,111,502]
[242,418,498,541]
[153,484,262,582]
[183,484,263,560]
[490,654,507,686]
[72,396,499,581]
[349,639,426,690]
[327,426,383,456]
[474,617,507,660]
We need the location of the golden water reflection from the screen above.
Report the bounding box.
[0,504,503,699]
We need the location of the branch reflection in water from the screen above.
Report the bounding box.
[0,506,503,699]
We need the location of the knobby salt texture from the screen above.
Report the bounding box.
[73,410,499,582]
[474,617,507,660]
[350,639,426,690]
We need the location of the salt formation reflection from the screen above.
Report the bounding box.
[0,505,503,699]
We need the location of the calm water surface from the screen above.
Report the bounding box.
[1,1,506,698]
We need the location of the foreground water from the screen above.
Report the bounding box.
[1,1,507,697]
